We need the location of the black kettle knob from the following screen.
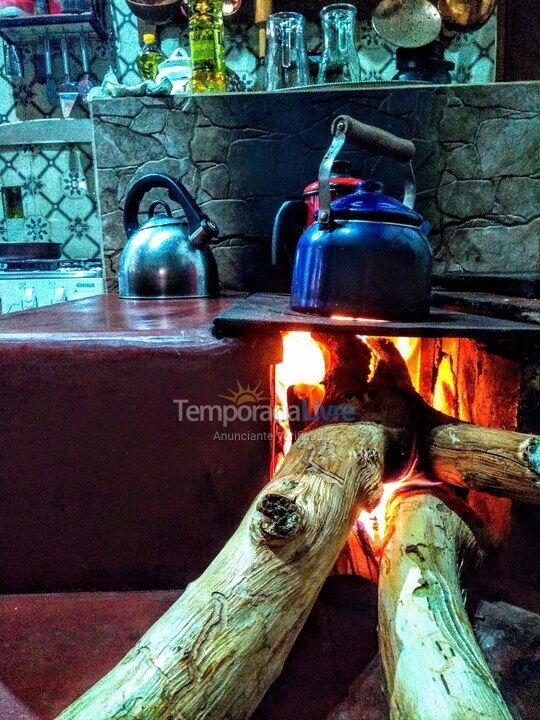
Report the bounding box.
[357,180,384,194]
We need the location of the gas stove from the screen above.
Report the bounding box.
[0,258,105,314]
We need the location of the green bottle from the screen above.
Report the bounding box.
[136,34,165,81]
[188,0,227,93]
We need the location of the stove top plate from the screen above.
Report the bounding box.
[213,293,540,339]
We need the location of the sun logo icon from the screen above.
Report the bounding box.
[219,381,267,406]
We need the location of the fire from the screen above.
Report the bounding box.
[331,315,388,324]
[273,332,327,471]
[358,454,417,549]
[272,331,422,546]
[432,355,458,416]
[277,332,327,387]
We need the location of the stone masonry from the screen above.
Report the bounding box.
[91,82,540,291]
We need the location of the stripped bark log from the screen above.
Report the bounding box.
[378,491,513,720]
[362,339,540,508]
[429,424,540,504]
[56,422,396,720]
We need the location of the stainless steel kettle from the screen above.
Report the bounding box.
[119,173,219,299]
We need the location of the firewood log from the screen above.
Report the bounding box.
[56,422,397,720]
[378,491,513,720]
[429,424,540,504]
[364,338,540,506]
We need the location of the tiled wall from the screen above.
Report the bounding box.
[0,142,101,256]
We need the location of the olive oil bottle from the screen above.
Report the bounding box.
[136,34,165,81]
[188,1,227,93]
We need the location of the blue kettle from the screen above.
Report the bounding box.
[275,116,432,320]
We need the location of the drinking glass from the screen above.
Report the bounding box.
[318,3,361,85]
[266,12,309,91]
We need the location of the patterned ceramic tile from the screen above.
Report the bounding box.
[24,214,50,242]
[0,143,100,257]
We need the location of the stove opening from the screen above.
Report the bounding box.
[271,332,521,577]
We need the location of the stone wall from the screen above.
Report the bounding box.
[91,81,540,291]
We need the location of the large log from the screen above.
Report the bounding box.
[56,422,394,720]
[429,424,540,504]
[324,600,540,720]
[378,491,513,720]
[366,339,539,498]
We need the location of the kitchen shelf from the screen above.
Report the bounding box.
[0,118,93,146]
[0,5,106,45]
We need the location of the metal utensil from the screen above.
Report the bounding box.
[58,37,79,118]
[373,0,442,48]
[77,36,98,100]
[4,44,23,79]
[438,0,496,32]
[273,115,432,320]
[44,39,58,106]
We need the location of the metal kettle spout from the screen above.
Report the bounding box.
[190,218,219,249]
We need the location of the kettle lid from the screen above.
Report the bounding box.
[330,180,424,227]
[142,214,187,231]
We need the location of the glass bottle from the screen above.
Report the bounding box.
[266,12,309,91]
[136,34,165,81]
[188,0,227,93]
[318,3,361,85]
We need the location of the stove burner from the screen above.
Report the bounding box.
[0,259,60,272]
[0,258,102,273]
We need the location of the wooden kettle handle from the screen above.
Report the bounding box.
[331,115,416,163]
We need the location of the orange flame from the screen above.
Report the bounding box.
[273,332,327,472]
[390,336,421,390]
[432,355,458,417]
[273,332,422,548]
[358,454,418,548]
[331,315,388,324]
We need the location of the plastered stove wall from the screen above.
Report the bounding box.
[92,81,540,291]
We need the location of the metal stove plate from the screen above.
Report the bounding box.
[213,293,540,339]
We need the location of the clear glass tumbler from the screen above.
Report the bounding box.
[318,3,361,85]
[266,12,309,91]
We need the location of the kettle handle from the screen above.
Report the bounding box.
[123,173,219,247]
[271,199,308,268]
[330,116,416,163]
[319,116,417,227]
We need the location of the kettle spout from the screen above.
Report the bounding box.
[190,218,219,248]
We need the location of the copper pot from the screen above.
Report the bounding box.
[125,0,183,25]
[437,0,497,32]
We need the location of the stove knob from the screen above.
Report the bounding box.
[22,287,37,309]
[52,287,67,304]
